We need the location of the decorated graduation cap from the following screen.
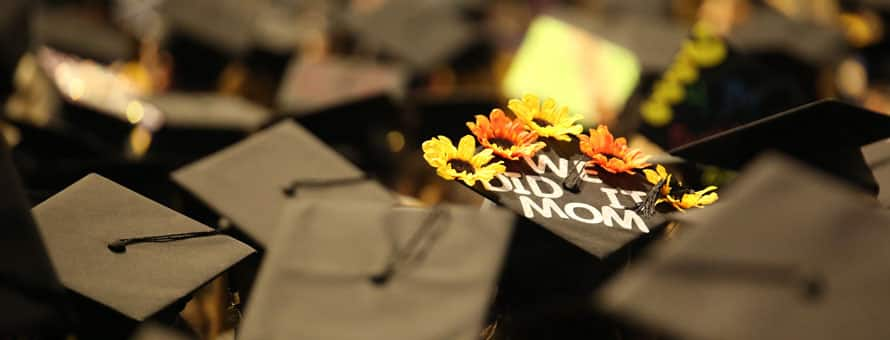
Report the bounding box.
[598,153,890,340]
[238,199,514,340]
[31,174,255,338]
[670,99,890,194]
[637,21,814,149]
[343,0,474,71]
[502,13,642,125]
[0,138,69,337]
[863,138,890,207]
[172,120,394,248]
[421,94,719,258]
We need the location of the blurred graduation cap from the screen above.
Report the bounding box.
[238,200,514,340]
[129,323,193,340]
[0,0,32,101]
[172,120,394,248]
[31,174,255,338]
[598,153,890,340]
[502,14,643,125]
[464,139,667,259]
[344,0,475,71]
[863,138,890,207]
[160,0,255,90]
[143,92,271,156]
[670,99,890,195]
[728,6,846,68]
[0,138,69,337]
[276,56,406,178]
[32,6,137,64]
[637,20,819,149]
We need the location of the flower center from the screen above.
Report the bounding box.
[532,118,552,127]
[489,137,515,149]
[448,159,475,174]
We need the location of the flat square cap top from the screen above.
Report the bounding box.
[172,121,393,247]
[670,99,890,192]
[239,200,514,340]
[599,153,890,340]
[32,174,255,321]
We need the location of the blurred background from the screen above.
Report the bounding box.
[4,0,890,338]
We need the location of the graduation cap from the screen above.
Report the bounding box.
[637,21,815,149]
[502,14,643,125]
[160,0,255,90]
[462,135,668,258]
[276,57,406,179]
[598,153,890,340]
[670,99,890,194]
[0,0,32,101]
[0,138,69,337]
[143,92,271,157]
[31,174,255,338]
[129,323,193,340]
[32,6,138,64]
[727,6,846,68]
[238,199,514,340]
[344,0,475,71]
[172,120,395,248]
[863,138,890,207]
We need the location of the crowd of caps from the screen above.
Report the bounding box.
[3,0,890,340]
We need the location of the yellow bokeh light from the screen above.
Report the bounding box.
[126,101,145,124]
[386,130,406,152]
[128,126,152,158]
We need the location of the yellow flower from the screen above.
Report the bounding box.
[643,165,673,198]
[422,135,506,186]
[507,94,583,141]
[667,186,719,212]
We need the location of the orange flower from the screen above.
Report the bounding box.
[578,125,650,175]
[467,109,546,160]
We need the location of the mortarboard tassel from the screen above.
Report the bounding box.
[107,228,227,253]
[370,207,451,285]
[281,175,370,197]
[633,178,666,217]
[562,155,585,193]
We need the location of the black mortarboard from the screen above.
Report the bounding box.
[33,6,137,64]
[31,174,255,338]
[0,0,32,102]
[727,6,846,68]
[129,323,193,340]
[466,139,667,259]
[670,99,890,194]
[344,0,474,71]
[0,138,69,337]
[238,199,514,340]
[276,57,406,179]
[598,153,890,340]
[160,0,255,90]
[863,138,890,207]
[172,120,395,248]
[143,93,271,157]
[636,21,814,149]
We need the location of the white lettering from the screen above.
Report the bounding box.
[599,188,625,208]
[483,174,513,192]
[574,160,603,183]
[519,196,568,219]
[564,202,603,224]
[526,175,564,198]
[524,154,569,178]
[504,172,531,195]
[602,206,649,233]
[620,190,647,203]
